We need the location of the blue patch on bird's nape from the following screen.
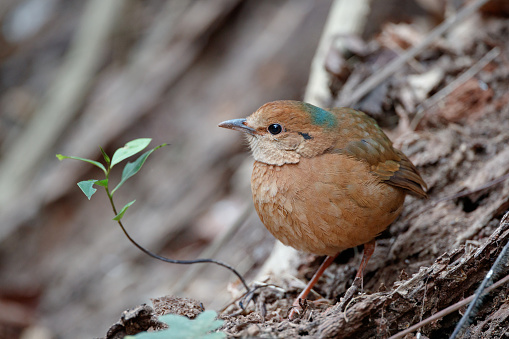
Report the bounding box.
[305,103,337,128]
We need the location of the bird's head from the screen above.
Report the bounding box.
[218,100,339,166]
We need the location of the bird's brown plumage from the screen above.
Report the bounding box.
[251,155,406,256]
[328,107,427,198]
[219,100,427,318]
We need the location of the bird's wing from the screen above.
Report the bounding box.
[331,138,428,198]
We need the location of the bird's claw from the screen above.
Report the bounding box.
[288,297,308,320]
[288,306,301,320]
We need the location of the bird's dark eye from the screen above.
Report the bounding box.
[268,124,282,135]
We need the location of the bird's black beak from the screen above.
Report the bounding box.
[218,118,257,136]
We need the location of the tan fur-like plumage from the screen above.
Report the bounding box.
[251,155,405,256]
[221,100,427,256]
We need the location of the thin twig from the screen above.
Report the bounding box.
[388,274,509,339]
[114,218,249,293]
[496,324,509,339]
[431,172,509,207]
[407,172,509,221]
[219,283,284,313]
[115,217,250,293]
[449,238,509,338]
[105,185,250,293]
[341,0,491,107]
[172,204,254,294]
[417,275,430,338]
[410,47,500,130]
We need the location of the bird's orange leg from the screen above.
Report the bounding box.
[354,239,376,289]
[337,239,377,311]
[289,254,338,320]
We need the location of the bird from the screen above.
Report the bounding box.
[218,100,427,319]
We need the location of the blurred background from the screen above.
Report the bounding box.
[0,0,501,338]
[0,1,333,338]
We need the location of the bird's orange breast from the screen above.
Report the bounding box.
[251,154,406,256]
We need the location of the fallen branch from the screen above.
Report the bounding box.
[341,0,491,107]
[410,47,500,130]
[389,274,509,339]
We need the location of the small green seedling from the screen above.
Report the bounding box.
[57,138,166,220]
[57,139,249,336]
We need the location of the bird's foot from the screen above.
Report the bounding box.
[288,297,308,320]
[288,297,331,320]
[337,276,362,311]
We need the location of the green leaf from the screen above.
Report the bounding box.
[111,138,152,168]
[56,154,107,174]
[77,180,98,200]
[113,200,135,221]
[127,310,225,339]
[111,143,167,195]
[100,146,111,165]
[95,179,108,187]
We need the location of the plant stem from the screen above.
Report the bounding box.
[104,174,250,293]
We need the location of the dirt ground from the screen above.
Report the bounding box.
[1,1,509,339]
